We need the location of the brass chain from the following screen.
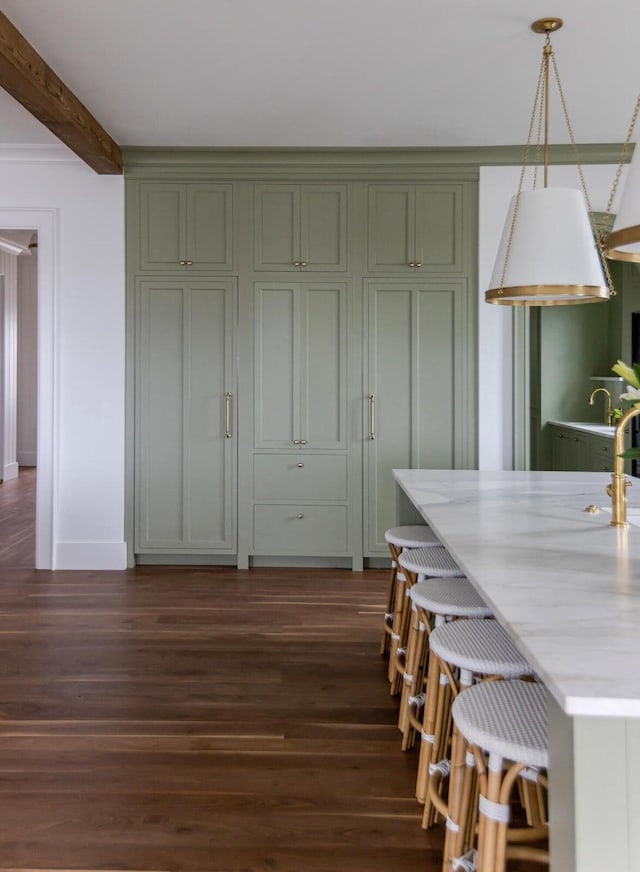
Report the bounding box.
[550,51,616,295]
[498,50,546,292]
[604,92,640,217]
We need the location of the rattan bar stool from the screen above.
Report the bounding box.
[449,679,549,872]
[398,578,492,751]
[389,546,466,697]
[416,619,532,844]
[382,525,442,661]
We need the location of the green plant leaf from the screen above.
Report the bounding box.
[617,447,640,460]
[612,360,640,387]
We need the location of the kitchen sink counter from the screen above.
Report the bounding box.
[548,420,616,438]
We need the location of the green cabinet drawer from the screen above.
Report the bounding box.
[253,505,348,554]
[253,454,347,501]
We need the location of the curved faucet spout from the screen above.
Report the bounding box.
[608,404,640,526]
[589,387,614,426]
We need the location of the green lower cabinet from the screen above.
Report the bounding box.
[135,278,237,553]
[364,279,474,557]
[548,424,618,473]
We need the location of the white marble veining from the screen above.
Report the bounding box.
[393,469,640,717]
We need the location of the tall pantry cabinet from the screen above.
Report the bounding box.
[125,153,478,569]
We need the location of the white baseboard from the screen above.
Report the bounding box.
[17,451,37,466]
[2,462,19,481]
[53,541,128,570]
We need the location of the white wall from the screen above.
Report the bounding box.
[0,248,19,481]
[17,247,38,466]
[0,145,126,569]
[478,163,620,470]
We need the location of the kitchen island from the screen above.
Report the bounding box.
[393,468,640,872]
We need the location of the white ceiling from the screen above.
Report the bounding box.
[0,0,638,150]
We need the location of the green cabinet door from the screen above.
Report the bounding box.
[367,184,463,273]
[139,182,233,271]
[135,278,236,552]
[254,282,348,449]
[254,184,347,271]
[364,279,472,555]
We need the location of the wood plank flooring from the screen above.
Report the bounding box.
[0,466,36,568]
[0,471,540,871]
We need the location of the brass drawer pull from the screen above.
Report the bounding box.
[369,394,376,440]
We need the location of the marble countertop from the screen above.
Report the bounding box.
[548,420,616,438]
[393,468,640,718]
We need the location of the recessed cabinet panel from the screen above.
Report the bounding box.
[253,454,348,501]
[254,187,299,271]
[188,185,233,270]
[367,288,413,551]
[136,278,236,553]
[301,187,347,271]
[367,188,413,271]
[415,187,460,269]
[140,185,185,270]
[254,285,297,447]
[253,504,348,554]
[138,285,185,544]
[302,286,347,448]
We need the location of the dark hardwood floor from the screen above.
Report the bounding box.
[0,465,36,568]
[0,470,539,871]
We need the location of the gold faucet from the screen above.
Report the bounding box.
[606,404,640,526]
[589,387,614,425]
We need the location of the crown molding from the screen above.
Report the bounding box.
[121,143,630,179]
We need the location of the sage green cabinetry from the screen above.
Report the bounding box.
[135,278,237,553]
[250,281,350,557]
[139,182,233,272]
[364,278,474,556]
[253,282,347,449]
[367,184,463,273]
[548,423,616,472]
[253,184,347,271]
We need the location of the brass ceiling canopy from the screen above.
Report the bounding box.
[531,17,563,34]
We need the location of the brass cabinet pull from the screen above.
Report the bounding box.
[300,261,308,267]
[293,261,301,267]
[296,513,305,519]
[300,439,307,445]
[297,463,304,468]
[186,259,193,265]
[369,393,376,440]
[408,261,416,267]
[415,262,423,268]
[225,392,232,438]
[293,439,301,444]
[179,259,187,265]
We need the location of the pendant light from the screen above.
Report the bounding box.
[602,94,640,263]
[485,18,610,306]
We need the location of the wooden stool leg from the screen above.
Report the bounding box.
[381,543,401,656]
[387,568,407,689]
[398,602,420,741]
[478,752,504,872]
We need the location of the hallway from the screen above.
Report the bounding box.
[0,465,35,568]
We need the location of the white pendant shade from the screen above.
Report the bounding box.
[603,142,640,262]
[486,187,609,305]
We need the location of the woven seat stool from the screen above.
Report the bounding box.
[396,575,492,751]
[389,545,466,697]
[382,525,442,662]
[449,679,549,872]
[416,619,532,844]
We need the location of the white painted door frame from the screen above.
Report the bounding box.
[0,208,57,569]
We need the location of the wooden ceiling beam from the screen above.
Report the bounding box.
[0,10,122,174]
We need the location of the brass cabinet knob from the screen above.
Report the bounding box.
[415,262,423,268]
[300,440,307,445]
[408,261,415,267]
[179,260,187,265]
[300,261,308,267]
[293,439,301,444]
[296,513,304,519]
[293,261,301,267]
[296,463,304,468]
[186,259,193,265]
